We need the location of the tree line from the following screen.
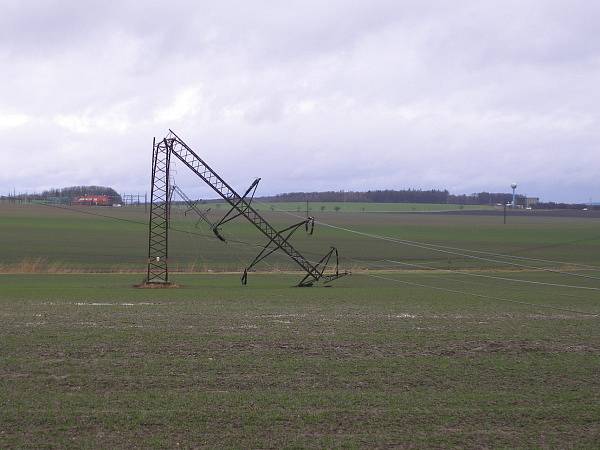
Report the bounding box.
[260,189,527,205]
[7,186,122,204]
[4,186,592,210]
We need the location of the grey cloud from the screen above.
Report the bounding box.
[1,1,599,202]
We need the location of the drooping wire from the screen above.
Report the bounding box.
[36,201,599,316]
[256,200,600,268]
[40,201,599,288]
[41,201,600,289]
[38,201,299,272]
[357,272,598,317]
[380,259,600,291]
[345,257,597,301]
[254,202,600,281]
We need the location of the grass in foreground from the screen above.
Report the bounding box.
[1,273,599,448]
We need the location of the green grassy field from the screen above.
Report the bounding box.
[1,203,600,273]
[1,203,599,447]
[218,201,495,213]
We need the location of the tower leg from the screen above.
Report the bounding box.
[145,138,171,284]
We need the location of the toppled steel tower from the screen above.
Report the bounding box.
[146,130,348,287]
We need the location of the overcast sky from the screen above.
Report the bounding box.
[1,0,599,202]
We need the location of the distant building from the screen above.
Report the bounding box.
[525,197,539,207]
[72,195,111,206]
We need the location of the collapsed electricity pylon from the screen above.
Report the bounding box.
[145,130,348,287]
[172,184,213,229]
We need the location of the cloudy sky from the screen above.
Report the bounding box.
[1,0,599,202]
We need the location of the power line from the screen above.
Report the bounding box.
[37,201,600,316]
[345,257,596,301]
[382,259,600,291]
[38,202,247,247]
[256,201,600,270]
[357,272,599,317]
[39,201,314,269]
[320,221,600,280]
[397,237,600,272]
[42,201,600,290]
[39,202,148,226]
[257,204,600,281]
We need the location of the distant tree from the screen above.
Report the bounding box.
[256,189,534,207]
[320,206,326,212]
[334,206,341,212]
[535,202,588,210]
[260,188,450,204]
[35,185,122,204]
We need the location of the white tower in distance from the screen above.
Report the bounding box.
[511,183,518,208]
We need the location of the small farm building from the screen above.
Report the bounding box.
[73,195,111,206]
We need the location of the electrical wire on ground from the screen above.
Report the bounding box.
[357,272,598,317]
[40,201,600,289]
[38,202,302,271]
[256,200,600,270]
[380,259,600,291]
[345,257,596,301]
[38,201,599,316]
[254,203,600,281]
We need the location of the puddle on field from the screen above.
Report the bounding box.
[389,313,418,319]
[74,302,160,306]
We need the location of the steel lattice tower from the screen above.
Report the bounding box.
[144,130,348,286]
[146,138,171,284]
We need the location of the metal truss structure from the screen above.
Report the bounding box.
[145,130,348,287]
[171,184,213,229]
[146,138,171,283]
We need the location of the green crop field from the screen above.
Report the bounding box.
[217,201,495,214]
[1,202,599,447]
[1,203,599,273]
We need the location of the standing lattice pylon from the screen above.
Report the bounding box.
[146,138,171,284]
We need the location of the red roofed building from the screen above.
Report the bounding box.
[72,195,111,206]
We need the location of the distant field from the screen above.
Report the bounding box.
[214,201,495,213]
[1,202,600,273]
[1,202,599,446]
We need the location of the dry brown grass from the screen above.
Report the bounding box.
[134,282,181,289]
